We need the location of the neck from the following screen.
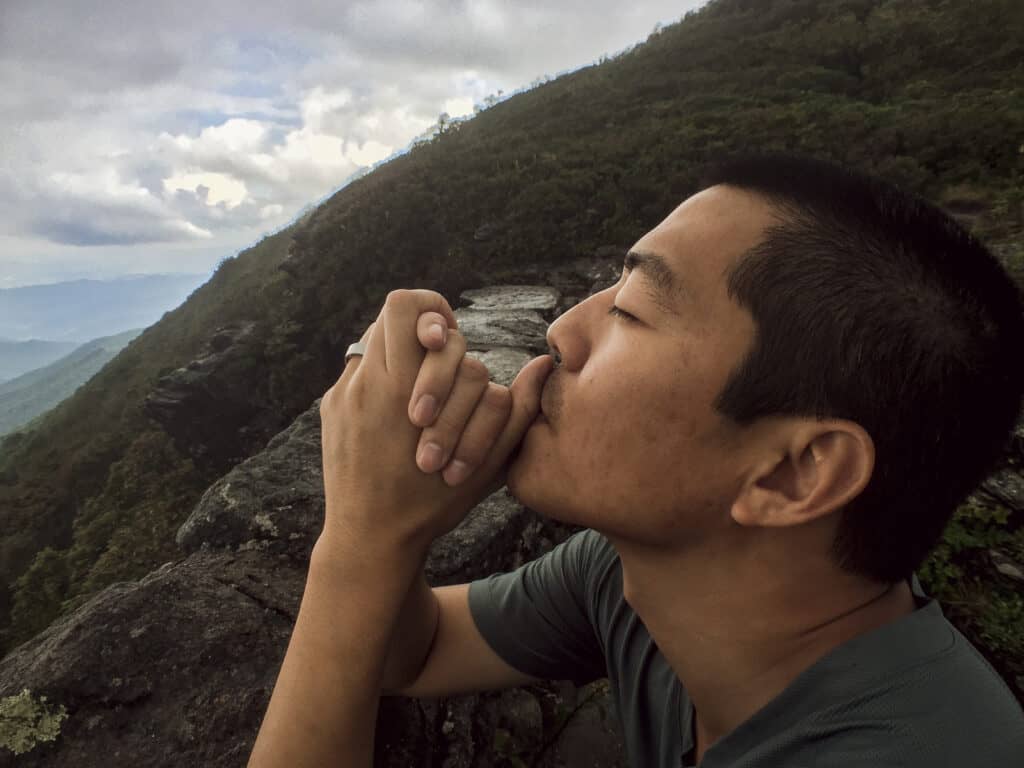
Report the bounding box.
[608,531,917,761]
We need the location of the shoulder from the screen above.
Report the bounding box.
[549,527,619,583]
[572,527,618,566]
[905,620,1024,746]
[822,611,1024,765]
[752,598,1024,766]
[567,527,621,598]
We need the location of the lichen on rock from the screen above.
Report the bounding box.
[0,688,67,756]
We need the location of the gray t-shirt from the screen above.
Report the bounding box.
[468,528,1024,767]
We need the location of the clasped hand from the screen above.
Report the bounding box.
[318,289,553,552]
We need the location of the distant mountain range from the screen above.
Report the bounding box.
[0,339,80,382]
[0,329,143,437]
[0,273,208,342]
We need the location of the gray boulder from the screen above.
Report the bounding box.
[175,400,325,560]
[453,308,550,352]
[461,286,561,312]
[465,348,535,387]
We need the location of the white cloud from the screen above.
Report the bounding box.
[443,96,476,118]
[0,0,704,286]
[300,87,354,133]
[345,139,394,167]
[163,172,249,208]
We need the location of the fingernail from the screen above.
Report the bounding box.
[445,460,471,485]
[430,323,445,345]
[419,441,444,472]
[413,395,437,425]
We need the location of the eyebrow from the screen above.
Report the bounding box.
[623,250,684,317]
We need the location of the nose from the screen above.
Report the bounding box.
[546,288,609,371]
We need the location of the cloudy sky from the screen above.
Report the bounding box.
[0,0,704,289]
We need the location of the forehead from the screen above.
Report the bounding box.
[631,185,780,307]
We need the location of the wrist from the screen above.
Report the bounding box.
[318,498,436,559]
[311,524,431,585]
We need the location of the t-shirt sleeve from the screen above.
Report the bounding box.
[467,528,608,687]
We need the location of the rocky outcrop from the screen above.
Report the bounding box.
[142,323,282,473]
[0,549,306,767]
[0,259,630,767]
[0,500,623,768]
[174,402,325,561]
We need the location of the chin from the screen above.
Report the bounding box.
[505,421,587,521]
[504,454,532,505]
[506,463,588,529]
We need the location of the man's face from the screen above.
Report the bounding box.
[507,184,782,549]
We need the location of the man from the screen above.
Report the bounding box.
[249,153,1024,767]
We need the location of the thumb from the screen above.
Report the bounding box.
[470,355,555,499]
[487,354,555,466]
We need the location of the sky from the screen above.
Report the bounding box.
[0,0,705,289]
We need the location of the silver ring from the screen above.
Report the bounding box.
[345,341,367,363]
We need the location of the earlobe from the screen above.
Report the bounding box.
[730,422,874,529]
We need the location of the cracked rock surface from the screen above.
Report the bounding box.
[0,550,307,767]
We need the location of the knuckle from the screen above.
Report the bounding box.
[346,375,369,405]
[452,444,485,469]
[481,382,511,412]
[447,328,467,354]
[410,289,456,331]
[430,409,462,437]
[458,356,490,384]
[452,429,496,467]
[436,294,456,323]
[416,288,448,309]
[385,288,409,307]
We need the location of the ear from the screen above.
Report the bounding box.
[731,420,874,528]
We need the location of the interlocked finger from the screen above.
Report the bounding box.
[408,328,467,427]
[415,356,491,473]
[440,382,513,486]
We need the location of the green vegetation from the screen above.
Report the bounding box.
[0,0,1022,702]
[0,329,143,437]
[0,688,67,756]
[920,494,1024,687]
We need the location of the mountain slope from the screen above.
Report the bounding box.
[0,330,143,437]
[0,0,1022,694]
[0,340,80,382]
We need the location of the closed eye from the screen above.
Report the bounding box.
[608,305,639,323]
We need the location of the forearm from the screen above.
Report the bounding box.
[248,531,426,768]
[381,571,439,693]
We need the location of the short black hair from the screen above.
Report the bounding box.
[699,152,1024,584]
